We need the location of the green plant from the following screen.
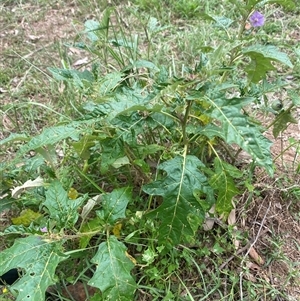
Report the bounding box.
[0,0,299,300]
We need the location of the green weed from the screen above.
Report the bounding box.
[1,0,299,300]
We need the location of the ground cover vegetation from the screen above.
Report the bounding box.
[1,0,300,300]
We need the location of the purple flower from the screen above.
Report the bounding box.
[40,227,48,233]
[249,11,265,27]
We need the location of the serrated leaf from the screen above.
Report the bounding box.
[44,181,86,229]
[1,119,100,170]
[136,144,165,156]
[86,87,151,121]
[209,158,242,215]
[0,236,66,301]
[0,198,15,212]
[20,119,100,155]
[272,110,297,138]
[288,90,300,106]
[35,144,57,166]
[243,45,293,83]
[1,224,40,236]
[147,16,159,33]
[71,135,97,160]
[88,236,136,301]
[22,155,46,173]
[143,155,214,248]
[100,137,126,174]
[0,133,29,146]
[245,53,276,83]
[246,44,293,65]
[198,96,273,175]
[98,72,125,96]
[19,125,79,155]
[84,20,101,41]
[134,60,159,71]
[96,187,131,225]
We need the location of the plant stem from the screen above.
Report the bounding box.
[181,100,193,148]
[220,7,251,83]
[74,167,105,193]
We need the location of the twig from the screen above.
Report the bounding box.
[219,241,252,270]
[219,227,270,270]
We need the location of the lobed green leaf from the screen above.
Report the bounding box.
[197,95,274,175]
[143,155,215,248]
[44,181,87,229]
[0,133,29,146]
[96,187,132,225]
[272,110,297,138]
[0,236,66,301]
[209,158,242,215]
[88,236,136,300]
[243,45,293,83]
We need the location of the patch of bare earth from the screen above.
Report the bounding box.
[0,1,86,106]
[238,109,300,300]
[240,185,300,300]
[0,2,81,70]
[0,1,87,140]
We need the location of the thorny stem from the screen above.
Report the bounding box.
[181,99,193,148]
[218,140,237,163]
[124,144,151,183]
[74,166,105,193]
[220,8,252,83]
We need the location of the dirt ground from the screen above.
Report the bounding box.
[255,120,300,300]
[1,2,300,301]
